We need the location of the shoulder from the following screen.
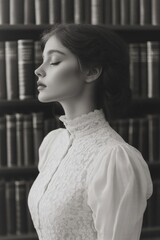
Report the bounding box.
[38,128,67,171]
[88,141,153,199]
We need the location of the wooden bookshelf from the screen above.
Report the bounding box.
[0,20,160,240]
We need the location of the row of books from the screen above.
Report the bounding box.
[1,39,160,100]
[0,112,63,168]
[129,41,160,98]
[0,40,42,100]
[0,0,160,26]
[0,178,159,236]
[142,179,160,228]
[0,112,160,167]
[110,114,160,163]
[0,179,36,236]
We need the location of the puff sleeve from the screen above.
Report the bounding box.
[87,143,153,240]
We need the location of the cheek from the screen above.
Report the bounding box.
[47,63,84,94]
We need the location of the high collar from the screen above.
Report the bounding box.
[58,108,109,139]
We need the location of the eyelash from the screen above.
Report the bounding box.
[50,62,61,66]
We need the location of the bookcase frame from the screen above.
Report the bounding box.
[0,24,160,240]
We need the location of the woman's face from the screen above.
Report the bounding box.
[35,35,85,102]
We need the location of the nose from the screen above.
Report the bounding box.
[34,65,46,78]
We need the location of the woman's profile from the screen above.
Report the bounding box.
[27,23,153,240]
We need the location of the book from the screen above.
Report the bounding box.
[5,41,19,100]
[129,43,141,98]
[120,0,130,25]
[24,0,35,24]
[15,113,24,167]
[147,114,160,163]
[18,39,35,100]
[0,116,7,166]
[74,0,85,24]
[0,0,9,24]
[151,0,160,25]
[15,180,28,234]
[49,0,61,24]
[130,0,139,25]
[140,0,151,25]
[10,0,24,24]
[5,181,16,234]
[0,42,6,99]
[61,0,74,23]
[34,41,43,98]
[32,112,44,166]
[23,114,34,166]
[91,0,104,24]
[112,0,120,25]
[35,0,49,24]
[147,41,160,98]
[0,179,6,235]
[6,114,17,167]
[139,42,148,98]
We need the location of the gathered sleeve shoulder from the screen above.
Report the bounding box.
[38,128,64,172]
[87,143,153,240]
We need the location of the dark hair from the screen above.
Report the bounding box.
[40,23,132,122]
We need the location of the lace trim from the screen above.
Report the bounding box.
[58,108,109,138]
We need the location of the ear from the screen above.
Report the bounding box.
[85,66,103,83]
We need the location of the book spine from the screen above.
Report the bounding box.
[0,180,7,235]
[130,0,139,25]
[49,0,61,24]
[104,0,112,24]
[147,41,160,98]
[15,180,28,234]
[128,118,139,150]
[139,43,148,98]
[15,113,24,166]
[35,0,49,24]
[6,114,17,167]
[84,0,91,24]
[151,0,160,25]
[24,0,35,24]
[0,0,9,24]
[139,117,149,162]
[129,43,141,98]
[91,0,104,24]
[120,0,130,25]
[61,0,74,23]
[5,41,19,100]
[5,181,16,234]
[112,0,120,25]
[34,41,42,98]
[32,112,44,166]
[10,0,24,24]
[140,0,151,25]
[74,0,85,23]
[0,116,7,166]
[26,179,35,233]
[18,39,34,100]
[117,118,129,143]
[147,114,160,162]
[23,114,34,166]
[0,42,6,99]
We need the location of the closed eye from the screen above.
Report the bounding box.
[50,62,61,65]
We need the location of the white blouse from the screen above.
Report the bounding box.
[27,108,153,240]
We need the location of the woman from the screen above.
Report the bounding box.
[28,23,153,240]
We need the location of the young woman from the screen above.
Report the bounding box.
[28,23,153,240]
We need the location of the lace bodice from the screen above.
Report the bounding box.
[27,108,153,240]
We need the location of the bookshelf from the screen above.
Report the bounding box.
[0,1,160,239]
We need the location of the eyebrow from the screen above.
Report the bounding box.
[42,49,66,58]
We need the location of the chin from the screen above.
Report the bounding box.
[37,93,58,103]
